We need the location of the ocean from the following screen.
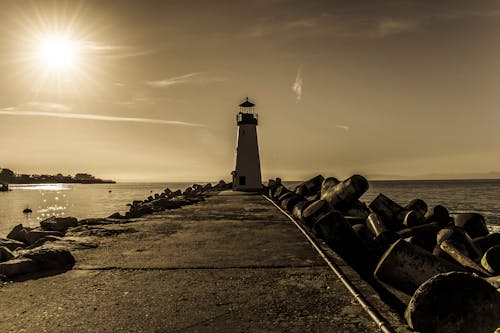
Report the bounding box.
[0,179,499,236]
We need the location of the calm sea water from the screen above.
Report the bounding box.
[0,182,194,236]
[0,180,499,236]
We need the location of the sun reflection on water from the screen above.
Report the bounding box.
[11,184,70,191]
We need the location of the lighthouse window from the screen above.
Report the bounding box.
[239,176,246,185]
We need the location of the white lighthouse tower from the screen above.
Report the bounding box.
[232,97,262,191]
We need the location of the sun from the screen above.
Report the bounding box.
[36,36,79,71]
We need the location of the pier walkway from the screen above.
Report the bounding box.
[0,192,407,332]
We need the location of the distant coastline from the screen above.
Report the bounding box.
[0,168,115,184]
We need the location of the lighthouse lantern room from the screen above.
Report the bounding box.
[232,97,262,191]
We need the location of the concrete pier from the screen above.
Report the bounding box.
[0,192,408,332]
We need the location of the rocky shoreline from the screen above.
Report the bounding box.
[266,174,500,333]
[0,180,232,282]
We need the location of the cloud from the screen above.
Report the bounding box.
[336,124,350,131]
[292,67,303,102]
[0,105,205,128]
[376,18,420,37]
[26,102,71,112]
[80,42,155,59]
[145,72,228,88]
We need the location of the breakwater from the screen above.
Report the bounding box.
[267,175,500,333]
[0,180,232,281]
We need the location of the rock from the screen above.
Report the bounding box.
[202,183,212,192]
[0,246,14,262]
[25,235,63,249]
[171,189,182,197]
[272,185,289,200]
[320,177,340,199]
[472,233,500,253]
[439,240,491,276]
[481,245,500,275]
[107,212,125,219]
[312,211,370,271]
[0,238,27,251]
[276,191,296,204]
[368,193,405,231]
[0,258,39,277]
[6,224,28,243]
[126,205,154,218]
[149,198,181,211]
[78,218,114,226]
[404,199,428,218]
[320,175,368,210]
[294,175,324,197]
[425,205,452,227]
[405,272,500,333]
[292,201,311,221]
[301,200,331,227]
[455,213,489,239]
[344,216,365,226]
[281,196,303,213]
[397,222,440,239]
[25,230,64,245]
[21,247,75,270]
[40,216,78,232]
[340,200,370,219]
[366,213,388,237]
[374,239,463,295]
[437,226,482,260]
[403,210,424,227]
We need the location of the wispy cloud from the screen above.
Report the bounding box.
[292,67,303,102]
[80,41,155,59]
[26,102,71,112]
[376,18,420,37]
[336,124,350,131]
[146,72,228,88]
[0,104,205,128]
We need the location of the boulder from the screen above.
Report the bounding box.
[107,212,125,219]
[0,238,27,251]
[301,200,331,227]
[40,216,78,232]
[437,226,482,260]
[294,175,324,197]
[368,193,405,231]
[439,240,491,276]
[126,205,154,218]
[320,177,340,199]
[405,272,500,333]
[281,196,303,213]
[292,201,311,221]
[25,230,64,245]
[312,211,370,271]
[6,224,28,243]
[455,213,489,239]
[404,199,428,218]
[21,247,75,270]
[149,198,182,211]
[425,205,452,227]
[0,246,14,262]
[481,245,500,275]
[321,175,368,210]
[402,210,424,227]
[25,235,63,249]
[0,258,39,277]
[374,239,463,295]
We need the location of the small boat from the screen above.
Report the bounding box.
[23,207,32,214]
[0,183,9,192]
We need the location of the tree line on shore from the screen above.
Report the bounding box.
[0,168,115,184]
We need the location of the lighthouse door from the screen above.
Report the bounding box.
[239,176,246,186]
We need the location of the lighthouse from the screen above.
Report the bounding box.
[232,97,262,191]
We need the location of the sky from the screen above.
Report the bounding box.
[0,0,500,182]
